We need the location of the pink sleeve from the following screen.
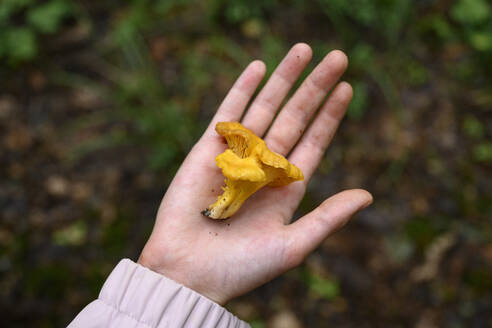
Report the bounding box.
[68,259,250,328]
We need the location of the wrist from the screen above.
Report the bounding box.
[138,246,229,306]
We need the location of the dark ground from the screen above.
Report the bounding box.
[1,1,491,327]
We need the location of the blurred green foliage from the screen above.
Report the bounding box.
[53,220,88,246]
[1,0,492,327]
[463,115,485,139]
[473,142,492,162]
[452,0,492,51]
[250,320,266,328]
[304,270,340,301]
[0,0,76,63]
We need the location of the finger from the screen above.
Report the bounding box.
[203,60,266,138]
[282,189,373,269]
[264,50,348,155]
[289,82,353,185]
[241,43,312,137]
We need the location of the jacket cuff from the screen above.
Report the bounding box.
[98,258,249,328]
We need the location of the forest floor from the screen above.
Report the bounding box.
[1,1,491,327]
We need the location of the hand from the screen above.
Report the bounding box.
[138,43,373,305]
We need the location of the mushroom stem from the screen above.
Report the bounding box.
[203,179,268,219]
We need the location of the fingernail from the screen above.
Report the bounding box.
[359,192,373,210]
[361,197,373,210]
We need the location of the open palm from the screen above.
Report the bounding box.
[138,43,372,305]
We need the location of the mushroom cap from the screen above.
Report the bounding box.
[215,122,303,186]
[215,149,266,182]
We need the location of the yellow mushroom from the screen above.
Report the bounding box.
[202,122,304,219]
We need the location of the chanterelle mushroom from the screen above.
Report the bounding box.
[202,122,304,219]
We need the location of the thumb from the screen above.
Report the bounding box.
[283,189,373,269]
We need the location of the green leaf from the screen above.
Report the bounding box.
[27,0,72,34]
[5,27,37,61]
[463,115,485,139]
[451,0,491,25]
[473,142,492,162]
[53,221,88,246]
[307,272,339,300]
[429,15,454,40]
[470,30,492,51]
